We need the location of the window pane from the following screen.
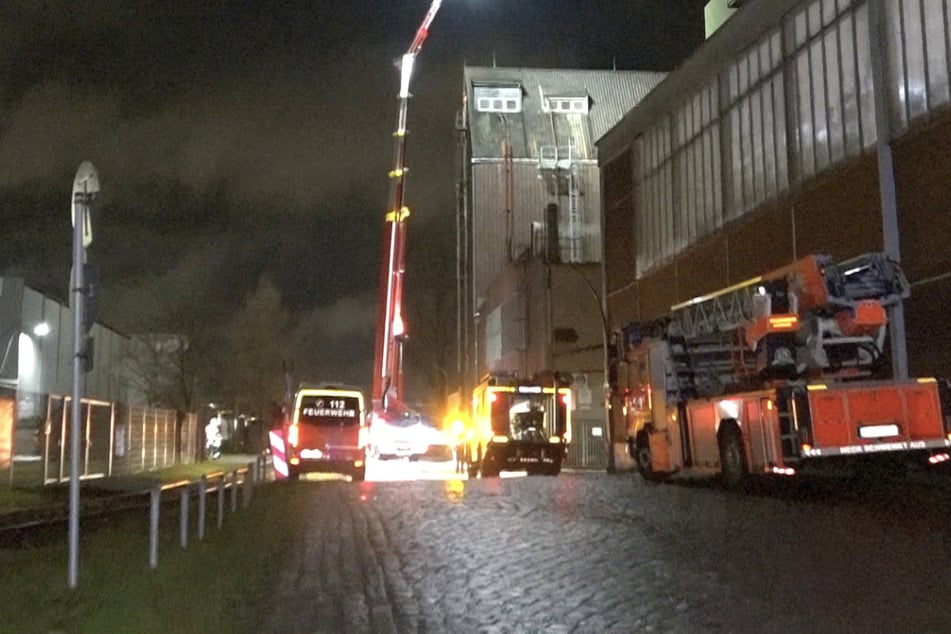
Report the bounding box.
[694,141,704,240]
[702,83,712,126]
[762,83,777,198]
[703,128,714,232]
[902,0,928,120]
[797,51,816,178]
[923,0,950,107]
[772,31,782,70]
[885,1,909,131]
[741,98,754,208]
[664,162,673,257]
[712,125,723,229]
[796,10,809,48]
[825,28,845,165]
[739,54,750,94]
[856,4,878,146]
[750,43,762,85]
[809,0,823,37]
[690,91,703,137]
[730,107,743,217]
[839,12,862,156]
[810,39,829,171]
[822,0,838,26]
[687,145,696,243]
[751,90,765,203]
[773,75,789,192]
[674,153,684,248]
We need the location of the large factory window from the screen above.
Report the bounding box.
[885,0,951,132]
[786,0,876,181]
[724,29,785,218]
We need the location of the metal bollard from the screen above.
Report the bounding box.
[217,474,225,529]
[149,487,160,569]
[244,462,253,508]
[230,470,238,513]
[179,486,189,549]
[198,475,207,541]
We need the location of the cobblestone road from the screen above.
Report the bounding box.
[265,467,951,633]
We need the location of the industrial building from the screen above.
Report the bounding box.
[458,66,665,468]
[598,0,951,463]
[0,277,196,485]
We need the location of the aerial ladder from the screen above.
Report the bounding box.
[371,1,443,425]
[614,252,951,485]
[633,251,912,398]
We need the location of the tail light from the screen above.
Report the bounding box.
[288,423,300,448]
[929,452,949,465]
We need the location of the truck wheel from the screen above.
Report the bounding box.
[719,426,748,489]
[480,454,500,478]
[634,431,655,479]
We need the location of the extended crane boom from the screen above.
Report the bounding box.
[372,1,444,418]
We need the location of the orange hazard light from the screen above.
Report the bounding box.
[767,315,799,330]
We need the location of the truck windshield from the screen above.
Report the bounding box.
[494,394,552,439]
[297,395,362,426]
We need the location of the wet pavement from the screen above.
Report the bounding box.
[265,462,951,633]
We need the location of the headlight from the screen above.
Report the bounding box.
[490,435,509,444]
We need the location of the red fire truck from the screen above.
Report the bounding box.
[614,252,951,487]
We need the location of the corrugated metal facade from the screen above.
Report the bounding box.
[471,162,602,301]
[465,66,665,303]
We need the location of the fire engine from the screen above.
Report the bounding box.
[614,252,951,487]
[463,372,572,477]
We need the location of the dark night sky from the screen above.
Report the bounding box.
[0,1,704,397]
